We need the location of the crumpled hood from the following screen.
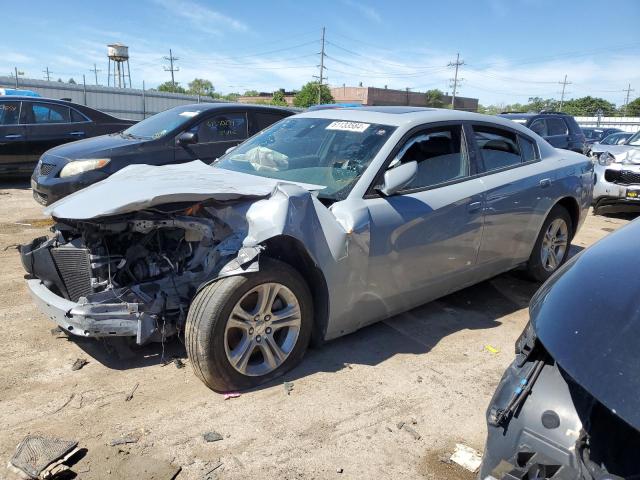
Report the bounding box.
[599,144,640,163]
[45,160,324,220]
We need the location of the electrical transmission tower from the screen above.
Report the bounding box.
[90,63,102,85]
[448,53,464,110]
[558,75,571,111]
[163,49,180,89]
[313,27,327,105]
[42,67,51,81]
[623,83,635,116]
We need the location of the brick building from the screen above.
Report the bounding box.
[330,86,478,111]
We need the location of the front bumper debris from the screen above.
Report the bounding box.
[26,279,157,342]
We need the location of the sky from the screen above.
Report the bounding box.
[2,0,639,106]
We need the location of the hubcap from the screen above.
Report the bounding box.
[541,218,569,272]
[224,282,301,377]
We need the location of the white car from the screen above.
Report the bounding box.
[593,130,640,214]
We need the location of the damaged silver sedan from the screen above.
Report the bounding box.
[21,107,593,391]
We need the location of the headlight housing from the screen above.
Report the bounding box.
[598,152,615,166]
[59,158,110,178]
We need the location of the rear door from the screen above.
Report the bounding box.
[544,117,570,149]
[175,111,249,164]
[470,123,551,271]
[22,101,76,162]
[0,100,29,172]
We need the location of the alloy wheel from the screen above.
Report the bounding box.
[540,218,569,272]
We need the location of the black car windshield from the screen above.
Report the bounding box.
[627,130,640,146]
[123,105,204,139]
[214,117,396,201]
[582,128,602,139]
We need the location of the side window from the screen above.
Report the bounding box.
[0,101,20,125]
[547,117,568,136]
[253,112,288,132]
[394,124,469,190]
[29,103,71,124]
[71,109,89,123]
[473,126,522,171]
[518,136,539,162]
[191,113,247,143]
[529,119,547,136]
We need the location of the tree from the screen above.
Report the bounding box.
[271,90,288,106]
[188,78,215,96]
[424,89,445,108]
[293,82,333,108]
[526,97,559,112]
[68,78,76,84]
[157,81,186,94]
[561,96,615,116]
[625,97,640,116]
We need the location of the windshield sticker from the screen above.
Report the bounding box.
[326,121,370,133]
[179,111,201,118]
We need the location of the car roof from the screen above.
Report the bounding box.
[296,106,529,130]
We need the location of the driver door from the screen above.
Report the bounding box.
[363,123,485,318]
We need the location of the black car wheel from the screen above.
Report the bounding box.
[526,205,573,282]
[185,258,313,392]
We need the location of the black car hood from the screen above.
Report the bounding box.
[529,219,640,430]
[44,133,148,162]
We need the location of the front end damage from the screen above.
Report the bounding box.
[21,203,260,345]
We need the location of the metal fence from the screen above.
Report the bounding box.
[0,76,226,120]
[575,116,640,133]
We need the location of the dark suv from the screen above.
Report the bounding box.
[498,112,586,153]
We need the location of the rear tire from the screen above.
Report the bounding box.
[185,258,313,392]
[525,205,573,282]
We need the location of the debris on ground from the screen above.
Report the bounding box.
[203,461,224,477]
[397,421,421,440]
[203,431,224,443]
[416,375,423,383]
[9,435,80,479]
[124,383,139,402]
[386,426,393,432]
[109,435,139,446]
[484,345,500,354]
[283,381,294,395]
[336,467,344,473]
[50,327,62,336]
[450,443,482,472]
[71,358,88,371]
[223,392,241,400]
[344,362,353,369]
[173,358,185,369]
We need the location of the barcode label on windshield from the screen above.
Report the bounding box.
[326,121,370,132]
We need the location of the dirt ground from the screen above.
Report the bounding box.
[0,179,634,480]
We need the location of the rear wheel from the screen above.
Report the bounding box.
[526,205,572,282]
[185,258,313,392]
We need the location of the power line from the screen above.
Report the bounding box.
[42,67,51,82]
[558,74,571,111]
[312,27,327,105]
[89,63,101,85]
[163,49,179,88]
[448,53,464,109]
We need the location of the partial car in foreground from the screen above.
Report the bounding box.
[592,129,640,213]
[31,103,295,205]
[480,219,640,479]
[20,107,593,391]
[0,96,134,176]
[499,111,586,153]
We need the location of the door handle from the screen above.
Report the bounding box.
[539,178,551,188]
[69,131,85,136]
[5,134,22,139]
[467,201,482,213]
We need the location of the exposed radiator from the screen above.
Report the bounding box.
[51,247,93,302]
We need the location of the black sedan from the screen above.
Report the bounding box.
[480,219,640,478]
[581,126,623,144]
[31,103,295,205]
[1,96,134,176]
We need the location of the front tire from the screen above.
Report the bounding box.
[186,258,313,392]
[526,205,572,282]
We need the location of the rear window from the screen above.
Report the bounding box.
[473,126,523,171]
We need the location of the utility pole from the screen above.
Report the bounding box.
[90,63,101,85]
[13,67,23,88]
[623,83,635,116]
[163,49,179,89]
[448,53,464,110]
[558,74,571,111]
[43,67,51,81]
[313,27,327,105]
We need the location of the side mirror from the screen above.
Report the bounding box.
[225,145,237,155]
[177,131,198,146]
[378,161,417,196]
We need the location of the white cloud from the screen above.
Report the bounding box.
[342,0,382,23]
[4,52,33,64]
[151,0,248,35]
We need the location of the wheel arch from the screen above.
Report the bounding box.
[555,196,580,238]
[259,235,329,347]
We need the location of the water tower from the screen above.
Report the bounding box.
[107,43,131,88]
